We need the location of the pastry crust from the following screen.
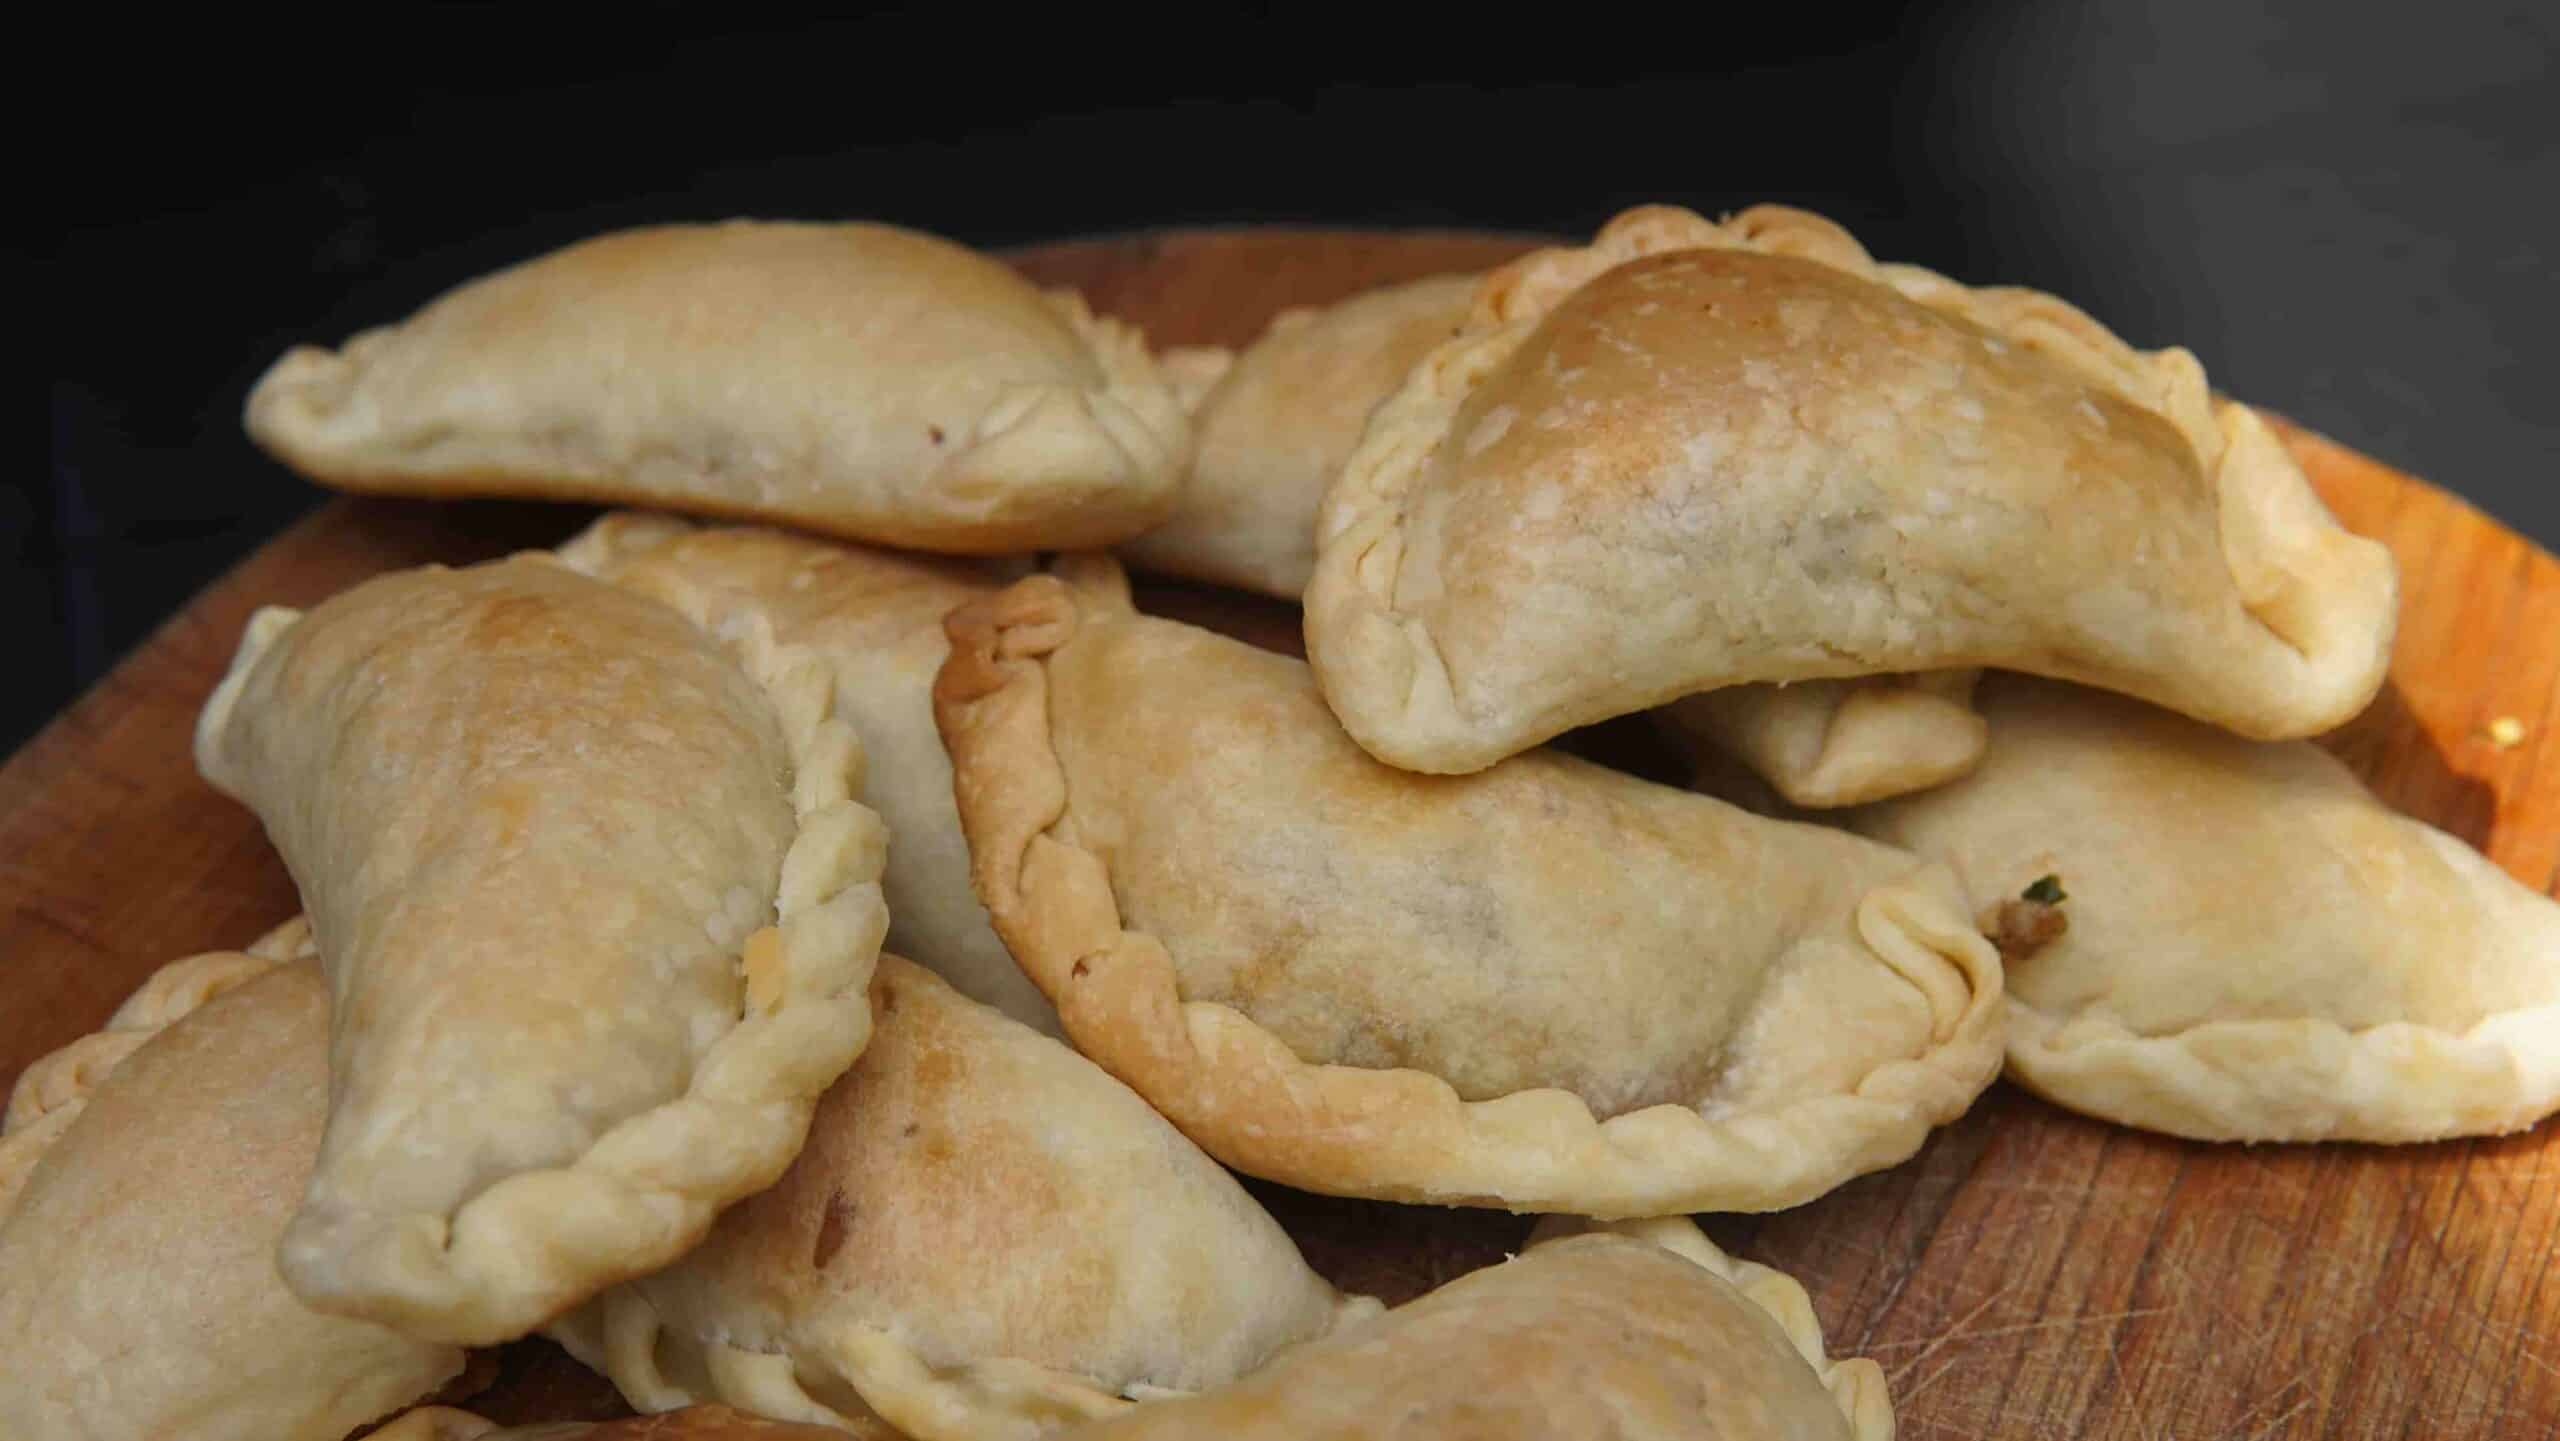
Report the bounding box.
[1660,671,1988,809]
[368,1406,865,1440]
[1525,1218,1893,1440]
[558,513,1049,1032]
[1305,203,2397,773]
[246,221,1190,554]
[195,556,888,1344]
[547,956,1368,1441]
[933,557,2003,1216]
[1064,1222,1890,1441]
[0,917,309,1140]
[1850,676,2560,1141]
[1121,274,1476,598]
[0,946,467,1441]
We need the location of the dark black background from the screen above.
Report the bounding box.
[24,1,2557,756]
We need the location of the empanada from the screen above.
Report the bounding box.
[1121,274,1476,598]
[1659,671,1988,808]
[1061,1219,1890,1441]
[1306,203,2398,773]
[370,1407,857,1440]
[247,222,1189,554]
[195,556,888,1343]
[548,955,1370,1441]
[933,556,2003,1216]
[557,512,1050,1031]
[1847,676,2560,1141]
[0,934,469,1441]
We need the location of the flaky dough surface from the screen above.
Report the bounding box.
[1851,677,2560,1141]
[934,557,2003,1216]
[196,556,887,1343]
[1306,204,2396,773]
[249,221,1189,554]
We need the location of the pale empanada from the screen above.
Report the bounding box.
[933,556,2003,1216]
[246,222,1189,554]
[1121,274,1476,598]
[557,512,1051,1032]
[1060,1219,1890,1441]
[0,935,470,1441]
[1658,671,1989,809]
[548,955,1369,1441]
[195,556,889,1343]
[1306,203,2398,774]
[1847,676,2560,1141]
[369,1406,858,1440]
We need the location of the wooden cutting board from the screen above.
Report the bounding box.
[3,230,2553,1440]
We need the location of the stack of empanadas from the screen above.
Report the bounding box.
[5,204,2550,1439]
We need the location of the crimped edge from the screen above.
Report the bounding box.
[1304,203,2394,771]
[548,1283,1167,1441]
[0,917,313,1223]
[1154,345,1237,414]
[1527,1216,1895,1441]
[553,510,703,578]
[1662,672,1988,810]
[236,558,891,1346]
[2007,996,2560,1144]
[933,559,2006,1217]
[542,952,1383,1441]
[905,290,1192,553]
[249,230,1193,559]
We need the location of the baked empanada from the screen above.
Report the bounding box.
[1659,671,1988,809]
[1306,203,2398,773]
[0,935,469,1441]
[195,556,888,1343]
[1121,274,1476,598]
[1848,676,2560,1141]
[1061,1219,1889,1441]
[549,955,1369,1441]
[557,512,1050,1031]
[247,222,1189,554]
[370,1406,858,1440]
[933,556,2002,1216]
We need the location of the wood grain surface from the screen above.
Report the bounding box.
[2,229,2552,1440]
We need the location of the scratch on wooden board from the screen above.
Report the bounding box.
[1885,1283,2015,1389]
[1864,1308,2169,1352]
[2102,1328,2167,1441]
[2232,1394,2309,1441]
[2217,1377,2308,1441]
[1894,1351,1970,1410]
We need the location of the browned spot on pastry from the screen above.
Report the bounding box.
[463,591,573,650]
[1979,897,2068,961]
[928,424,947,445]
[812,1189,856,1270]
[1071,958,1090,979]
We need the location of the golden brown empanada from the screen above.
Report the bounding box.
[195,556,888,1344]
[548,955,1370,1441]
[369,1406,864,1440]
[1848,676,2560,1141]
[933,556,2002,1216]
[1060,1219,1889,1441]
[1306,203,2398,774]
[1658,671,1989,809]
[1121,274,1476,598]
[247,222,1189,554]
[556,512,1051,1031]
[0,935,469,1441]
